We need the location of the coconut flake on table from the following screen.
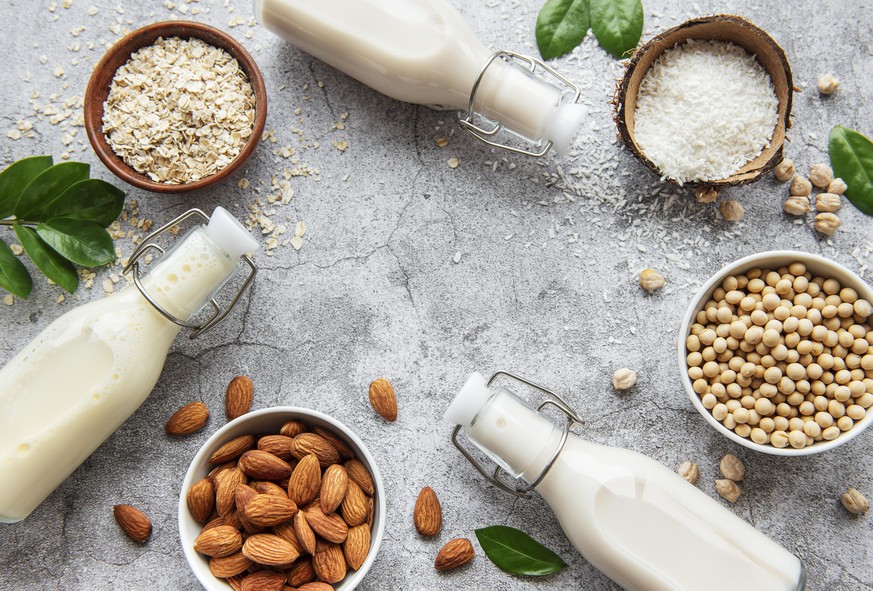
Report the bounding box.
[633,39,778,185]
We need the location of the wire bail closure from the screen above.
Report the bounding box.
[451,370,583,499]
[122,208,257,339]
[459,50,582,157]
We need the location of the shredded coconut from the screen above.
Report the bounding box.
[633,40,778,184]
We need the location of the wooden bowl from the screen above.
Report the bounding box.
[615,15,793,187]
[84,21,267,194]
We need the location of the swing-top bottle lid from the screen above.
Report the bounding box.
[206,206,259,258]
[445,372,491,427]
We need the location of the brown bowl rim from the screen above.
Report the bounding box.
[614,14,794,188]
[84,20,267,194]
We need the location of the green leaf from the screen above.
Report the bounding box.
[40,178,125,227]
[14,224,78,293]
[589,0,644,59]
[0,238,33,298]
[475,525,568,576]
[36,218,116,267]
[0,155,53,219]
[829,125,873,216]
[536,0,590,60]
[15,161,89,221]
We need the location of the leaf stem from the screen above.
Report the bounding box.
[0,219,37,227]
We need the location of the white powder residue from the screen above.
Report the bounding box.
[633,40,778,185]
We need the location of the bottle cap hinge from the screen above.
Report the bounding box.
[451,370,583,499]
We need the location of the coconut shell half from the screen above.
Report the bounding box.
[614,15,794,187]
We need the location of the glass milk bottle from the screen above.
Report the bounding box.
[0,208,258,523]
[254,0,587,156]
[446,372,807,591]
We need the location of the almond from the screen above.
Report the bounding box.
[239,450,294,481]
[240,570,286,591]
[209,435,256,464]
[216,468,247,516]
[193,525,243,557]
[343,523,371,571]
[368,377,397,421]
[165,401,209,436]
[280,420,308,438]
[242,533,300,566]
[226,375,254,420]
[208,460,238,484]
[413,486,442,536]
[187,478,215,524]
[340,480,368,527]
[305,505,349,544]
[209,551,253,578]
[293,511,317,555]
[251,481,289,497]
[287,454,322,506]
[296,583,335,591]
[313,540,347,584]
[227,574,245,591]
[243,494,298,527]
[271,521,304,556]
[290,433,340,467]
[257,435,295,461]
[112,504,152,543]
[222,509,243,531]
[366,495,375,529]
[343,459,375,496]
[203,516,226,532]
[434,538,475,571]
[286,558,316,587]
[313,427,355,460]
[320,464,349,514]
[235,484,264,535]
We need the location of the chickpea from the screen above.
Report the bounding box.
[837,416,854,431]
[750,428,768,444]
[788,430,806,449]
[822,425,841,440]
[846,405,866,420]
[815,412,834,428]
[803,421,822,438]
[770,431,790,448]
[828,400,846,418]
[774,416,790,432]
[712,403,728,421]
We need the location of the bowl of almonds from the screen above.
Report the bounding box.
[679,251,873,456]
[179,407,385,591]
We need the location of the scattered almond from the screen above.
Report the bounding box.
[165,401,209,436]
[209,435,256,464]
[194,525,243,557]
[368,377,398,421]
[113,504,152,543]
[320,464,349,514]
[226,375,254,420]
[187,478,215,524]
[413,486,442,536]
[434,538,475,571]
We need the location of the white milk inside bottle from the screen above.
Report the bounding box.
[254,0,587,155]
[0,208,258,523]
[446,373,806,591]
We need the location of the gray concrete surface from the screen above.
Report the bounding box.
[0,0,871,589]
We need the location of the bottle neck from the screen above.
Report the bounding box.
[464,387,563,484]
[138,226,239,322]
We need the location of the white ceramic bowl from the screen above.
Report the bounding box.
[179,407,385,590]
[678,251,873,456]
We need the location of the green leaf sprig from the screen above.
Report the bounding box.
[475,525,568,576]
[0,156,124,298]
[536,0,644,61]
[829,125,873,216]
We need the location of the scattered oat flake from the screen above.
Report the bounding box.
[447,157,459,169]
[333,140,348,152]
[7,130,21,140]
[294,221,306,238]
[238,178,250,189]
[452,251,462,264]
[435,137,449,148]
[10,244,23,256]
[54,66,64,78]
[55,294,65,304]
[87,5,98,15]
[2,295,13,306]
[290,236,303,251]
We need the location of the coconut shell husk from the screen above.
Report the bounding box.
[614,15,794,188]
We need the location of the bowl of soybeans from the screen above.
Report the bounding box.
[679,251,873,455]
